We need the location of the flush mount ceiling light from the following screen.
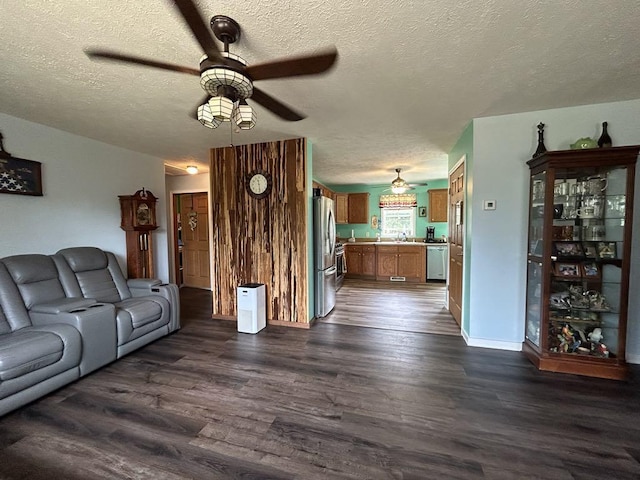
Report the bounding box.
[186,165,199,175]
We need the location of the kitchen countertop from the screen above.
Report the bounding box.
[344,241,448,247]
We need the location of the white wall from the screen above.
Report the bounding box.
[468,98,640,361]
[0,113,170,281]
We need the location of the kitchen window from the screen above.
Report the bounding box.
[381,207,416,237]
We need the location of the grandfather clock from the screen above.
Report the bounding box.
[118,188,158,278]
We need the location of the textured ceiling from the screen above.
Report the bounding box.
[1,1,640,185]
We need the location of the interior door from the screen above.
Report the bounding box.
[182,192,211,289]
[448,161,464,326]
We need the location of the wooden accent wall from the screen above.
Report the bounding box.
[210,138,310,324]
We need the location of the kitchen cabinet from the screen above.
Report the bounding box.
[348,193,369,224]
[428,188,448,222]
[345,244,376,278]
[375,245,426,283]
[523,145,639,380]
[312,181,334,200]
[335,193,349,224]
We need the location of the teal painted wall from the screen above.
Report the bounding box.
[327,180,449,241]
[447,121,474,335]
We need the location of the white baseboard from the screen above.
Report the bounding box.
[461,329,522,351]
[626,354,640,365]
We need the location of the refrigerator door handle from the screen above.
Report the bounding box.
[325,266,337,275]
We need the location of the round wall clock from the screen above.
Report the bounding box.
[246,170,272,199]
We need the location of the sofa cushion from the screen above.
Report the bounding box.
[0,262,33,332]
[0,330,63,381]
[75,270,121,304]
[116,298,163,328]
[2,254,67,309]
[58,247,109,273]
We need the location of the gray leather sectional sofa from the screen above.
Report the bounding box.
[0,247,179,416]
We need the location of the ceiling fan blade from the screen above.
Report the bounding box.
[244,47,338,81]
[85,49,200,75]
[250,88,305,121]
[171,0,224,62]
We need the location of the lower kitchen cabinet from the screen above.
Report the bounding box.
[376,245,426,283]
[345,244,376,278]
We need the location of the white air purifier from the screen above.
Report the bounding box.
[237,283,266,334]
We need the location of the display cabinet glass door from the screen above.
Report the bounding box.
[548,166,627,360]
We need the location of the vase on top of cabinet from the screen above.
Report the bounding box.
[523,145,639,380]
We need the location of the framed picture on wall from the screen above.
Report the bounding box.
[0,133,43,196]
[418,206,427,217]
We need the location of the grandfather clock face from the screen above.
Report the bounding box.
[119,189,158,231]
[136,202,151,226]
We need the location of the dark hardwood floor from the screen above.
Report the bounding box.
[1,287,640,479]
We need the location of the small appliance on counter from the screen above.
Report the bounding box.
[425,226,436,243]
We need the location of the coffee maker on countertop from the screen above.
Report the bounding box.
[425,226,436,243]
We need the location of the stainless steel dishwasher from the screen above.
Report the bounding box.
[427,245,448,281]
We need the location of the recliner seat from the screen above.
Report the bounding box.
[54,247,172,357]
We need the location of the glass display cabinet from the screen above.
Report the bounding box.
[524,145,639,379]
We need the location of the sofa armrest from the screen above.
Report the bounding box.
[30,304,117,376]
[127,278,162,290]
[30,298,97,314]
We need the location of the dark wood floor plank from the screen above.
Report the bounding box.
[1,286,640,479]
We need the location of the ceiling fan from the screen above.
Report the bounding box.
[84,0,338,130]
[386,168,428,194]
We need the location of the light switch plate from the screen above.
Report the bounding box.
[484,200,496,210]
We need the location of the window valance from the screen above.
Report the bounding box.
[379,193,417,208]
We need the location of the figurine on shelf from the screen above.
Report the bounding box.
[533,122,547,157]
[561,323,581,352]
[598,121,612,148]
[587,290,611,311]
[569,285,590,309]
[550,291,571,309]
[588,327,603,343]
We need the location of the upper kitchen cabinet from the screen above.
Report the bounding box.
[428,188,448,222]
[335,193,349,224]
[348,193,370,224]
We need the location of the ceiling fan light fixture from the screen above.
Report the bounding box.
[186,165,199,175]
[197,103,221,128]
[208,96,234,121]
[199,66,253,99]
[390,168,410,194]
[233,103,256,130]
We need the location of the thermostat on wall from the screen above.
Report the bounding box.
[483,200,496,210]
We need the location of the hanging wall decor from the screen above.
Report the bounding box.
[0,131,43,196]
[188,211,198,231]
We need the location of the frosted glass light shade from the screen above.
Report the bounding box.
[186,166,199,175]
[208,96,234,121]
[197,103,221,129]
[233,103,256,130]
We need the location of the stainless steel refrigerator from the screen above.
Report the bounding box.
[313,195,337,317]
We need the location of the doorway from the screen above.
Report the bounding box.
[173,192,211,289]
[448,157,465,326]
